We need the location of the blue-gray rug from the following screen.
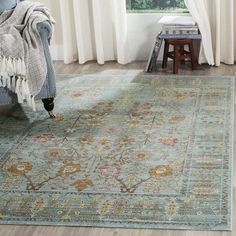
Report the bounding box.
[0,75,234,230]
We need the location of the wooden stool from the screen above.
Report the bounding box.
[162,38,196,74]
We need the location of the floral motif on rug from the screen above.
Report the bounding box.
[0,75,234,230]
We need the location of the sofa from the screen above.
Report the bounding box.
[0,0,56,118]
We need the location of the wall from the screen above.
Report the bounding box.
[127,14,165,61]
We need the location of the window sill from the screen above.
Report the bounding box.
[126,11,189,15]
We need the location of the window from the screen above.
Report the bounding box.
[126,0,188,13]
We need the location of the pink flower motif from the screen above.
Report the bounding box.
[98,163,120,179]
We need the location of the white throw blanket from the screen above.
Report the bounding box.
[0,1,55,110]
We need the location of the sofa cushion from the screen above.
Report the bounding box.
[0,0,18,14]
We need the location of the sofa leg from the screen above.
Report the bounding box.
[42,98,55,118]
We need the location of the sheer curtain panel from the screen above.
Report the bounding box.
[59,0,130,64]
[185,0,236,66]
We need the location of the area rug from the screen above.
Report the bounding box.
[0,75,234,231]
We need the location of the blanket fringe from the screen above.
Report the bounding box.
[0,56,36,111]
[0,56,26,76]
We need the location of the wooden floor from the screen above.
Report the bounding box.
[0,61,235,236]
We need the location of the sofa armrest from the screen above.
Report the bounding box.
[35,20,56,100]
[37,21,52,41]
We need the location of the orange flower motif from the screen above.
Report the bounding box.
[87,119,103,126]
[31,198,47,215]
[97,101,113,107]
[9,162,32,175]
[32,198,46,209]
[73,179,93,192]
[218,142,225,148]
[97,101,113,109]
[143,102,153,109]
[142,111,152,116]
[149,165,173,178]
[34,134,54,143]
[130,110,141,117]
[89,110,107,116]
[175,93,186,100]
[48,150,61,158]
[77,136,94,145]
[169,115,185,124]
[126,119,140,126]
[98,139,111,146]
[91,102,114,116]
[160,137,178,146]
[52,115,64,122]
[105,102,114,110]
[58,163,81,177]
[118,136,134,147]
[166,200,178,218]
[71,92,83,98]
[135,152,147,160]
[130,109,152,117]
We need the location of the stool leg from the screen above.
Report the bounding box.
[180,45,185,65]
[162,41,169,69]
[189,41,195,70]
[173,45,180,74]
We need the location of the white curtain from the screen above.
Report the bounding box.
[59,0,130,65]
[185,0,236,66]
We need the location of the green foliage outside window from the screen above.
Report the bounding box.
[126,0,188,13]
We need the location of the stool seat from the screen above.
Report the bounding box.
[162,38,196,74]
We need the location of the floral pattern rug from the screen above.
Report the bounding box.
[0,75,234,230]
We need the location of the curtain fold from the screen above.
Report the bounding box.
[59,0,130,65]
[184,0,214,65]
[185,0,236,66]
